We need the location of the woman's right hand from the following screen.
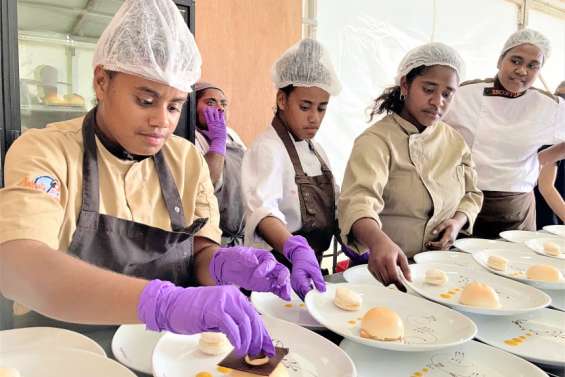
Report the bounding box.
[137,280,274,357]
[367,238,411,291]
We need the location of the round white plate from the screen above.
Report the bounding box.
[473,249,565,290]
[500,230,558,243]
[0,327,105,356]
[251,290,324,330]
[342,264,383,286]
[305,283,477,352]
[0,347,136,377]
[525,237,565,259]
[467,308,565,367]
[403,262,551,315]
[111,324,165,374]
[543,225,565,238]
[340,338,547,377]
[546,289,565,311]
[152,315,356,377]
[414,251,483,270]
[453,238,529,254]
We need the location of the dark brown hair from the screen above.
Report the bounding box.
[368,65,428,122]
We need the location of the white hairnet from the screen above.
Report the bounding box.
[395,42,465,85]
[93,0,201,93]
[500,28,551,62]
[272,38,342,96]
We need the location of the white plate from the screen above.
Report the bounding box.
[500,230,558,243]
[305,283,477,352]
[414,251,483,270]
[340,338,547,377]
[525,237,565,259]
[251,291,324,330]
[453,238,530,254]
[473,249,565,290]
[543,225,565,238]
[342,264,384,286]
[0,327,105,356]
[0,346,136,377]
[468,308,565,367]
[111,324,165,374]
[546,289,565,311]
[403,262,551,315]
[152,315,356,377]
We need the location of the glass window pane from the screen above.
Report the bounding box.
[17,0,123,131]
[528,9,565,93]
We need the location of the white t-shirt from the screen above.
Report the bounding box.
[444,80,565,192]
[241,125,340,250]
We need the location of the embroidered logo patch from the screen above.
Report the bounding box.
[18,175,61,200]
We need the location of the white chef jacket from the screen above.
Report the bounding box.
[241,125,339,249]
[444,79,565,192]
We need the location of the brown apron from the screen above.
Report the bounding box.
[271,115,336,263]
[12,109,206,330]
[473,190,536,239]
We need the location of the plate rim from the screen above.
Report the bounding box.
[250,290,326,330]
[339,338,548,376]
[0,326,106,357]
[111,324,164,374]
[469,308,565,367]
[403,262,552,315]
[152,314,357,377]
[305,282,478,352]
[472,249,565,290]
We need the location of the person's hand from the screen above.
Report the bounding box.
[202,106,227,155]
[282,235,326,300]
[210,246,291,301]
[367,238,411,291]
[426,220,463,250]
[138,280,274,357]
[426,213,467,250]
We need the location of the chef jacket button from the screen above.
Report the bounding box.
[174,206,180,213]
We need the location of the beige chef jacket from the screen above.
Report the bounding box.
[0,116,222,252]
[338,113,483,257]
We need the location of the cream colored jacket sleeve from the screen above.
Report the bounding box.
[456,141,483,234]
[337,132,390,253]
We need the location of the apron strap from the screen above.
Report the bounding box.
[153,151,186,231]
[80,108,186,231]
[271,115,307,176]
[81,110,102,213]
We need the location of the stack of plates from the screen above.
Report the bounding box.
[0,327,135,377]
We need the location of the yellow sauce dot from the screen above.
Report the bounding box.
[526,332,534,336]
[195,372,213,377]
[347,320,356,325]
[440,293,452,299]
[422,368,429,373]
[512,337,523,342]
[453,288,461,291]
[216,366,232,374]
[299,303,305,307]
[448,290,457,294]
[519,336,526,340]
[504,339,521,346]
[284,303,293,308]
[414,372,423,377]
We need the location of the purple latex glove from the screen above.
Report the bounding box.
[342,245,369,267]
[210,246,292,301]
[202,106,227,155]
[283,235,326,300]
[138,280,274,357]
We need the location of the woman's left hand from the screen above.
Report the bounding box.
[426,212,468,250]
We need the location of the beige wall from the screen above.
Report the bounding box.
[195,0,302,145]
